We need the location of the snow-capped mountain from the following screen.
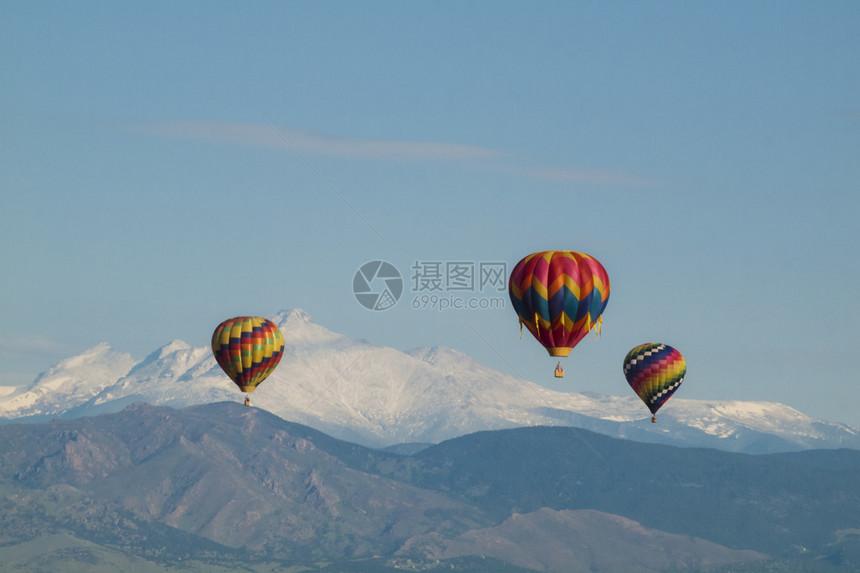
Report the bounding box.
[1,309,857,453]
[0,343,137,416]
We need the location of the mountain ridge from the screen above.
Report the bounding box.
[2,402,858,571]
[1,309,857,454]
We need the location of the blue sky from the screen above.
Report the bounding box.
[3,2,859,426]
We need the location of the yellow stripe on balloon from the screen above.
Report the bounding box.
[531,275,549,300]
[562,273,581,300]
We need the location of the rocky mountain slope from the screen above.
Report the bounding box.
[8,402,835,572]
[3,403,859,571]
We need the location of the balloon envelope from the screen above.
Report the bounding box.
[508,250,610,357]
[623,343,686,415]
[211,316,284,393]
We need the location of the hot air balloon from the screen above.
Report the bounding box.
[211,316,284,406]
[508,250,610,377]
[622,343,686,422]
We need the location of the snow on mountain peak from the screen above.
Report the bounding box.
[126,340,211,381]
[409,346,449,366]
[37,342,134,380]
[271,308,311,324]
[1,312,858,453]
[47,342,114,370]
[271,308,347,346]
[152,340,191,359]
[408,346,488,373]
[0,343,136,418]
[667,398,852,442]
[287,308,312,322]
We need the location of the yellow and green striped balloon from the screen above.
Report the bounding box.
[211,316,284,393]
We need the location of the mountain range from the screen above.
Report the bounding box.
[1,309,858,455]
[2,402,859,572]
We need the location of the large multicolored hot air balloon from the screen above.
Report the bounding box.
[508,251,610,375]
[623,343,686,422]
[211,316,284,404]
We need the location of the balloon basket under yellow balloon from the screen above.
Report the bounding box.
[547,347,572,357]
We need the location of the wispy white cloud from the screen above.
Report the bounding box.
[0,334,64,357]
[132,121,502,160]
[131,121,658,186]
[518,165,664,187]
[0,334,69,362]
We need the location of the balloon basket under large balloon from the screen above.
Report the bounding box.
[651,416,657,423]
[244,396,250,407]
[554,362,565,378]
